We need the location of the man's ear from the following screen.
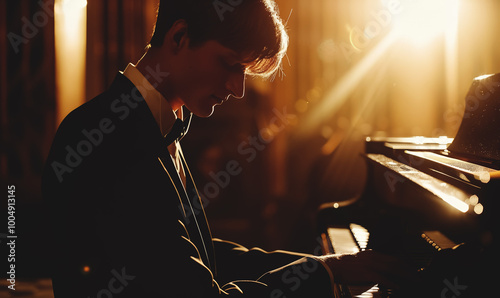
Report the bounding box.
[164,19,190,53]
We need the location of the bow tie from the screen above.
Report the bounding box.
[164,111,193,146]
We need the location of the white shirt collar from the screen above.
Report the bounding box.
[122,63,178,136]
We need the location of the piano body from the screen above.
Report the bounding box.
[317,73,500,297]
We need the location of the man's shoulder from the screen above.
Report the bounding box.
[55,73,146,137]
[43,73,156,184]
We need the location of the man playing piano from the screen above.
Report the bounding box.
[42,0,416,296]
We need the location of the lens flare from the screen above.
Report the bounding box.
[392,0,460,46]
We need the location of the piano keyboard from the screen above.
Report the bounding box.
[322,224,457,298]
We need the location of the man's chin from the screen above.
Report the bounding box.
[191,106,215,118]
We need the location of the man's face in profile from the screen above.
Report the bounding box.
[169,39,247,118]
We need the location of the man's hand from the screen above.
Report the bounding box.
[316,250,420,288]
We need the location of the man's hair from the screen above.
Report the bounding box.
[149,0,289,78]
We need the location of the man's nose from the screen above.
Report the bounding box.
[226,71,246,99]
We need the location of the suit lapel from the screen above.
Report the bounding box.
[158,149,216,274]
[157,156,187,218]
[178,147,217,274]
[110,73,217,274]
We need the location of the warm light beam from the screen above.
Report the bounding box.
[300,31,399,134]
[392,0,460,47]
[55,0,87,125]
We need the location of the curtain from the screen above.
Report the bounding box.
[86,0,158,99]
[1,0,56,279]
[1,1,56,202]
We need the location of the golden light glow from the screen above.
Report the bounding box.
[59,0,87,39]
[478,171,500,183]
[392,0,460,46]
[299,0,463,136]
[55,0,87,124]
[474,203,484,215]
[368,154,471,213]
[440,192,469,213]
[475,74,495,81]
[468,195,479,206]
[300,31,399,133]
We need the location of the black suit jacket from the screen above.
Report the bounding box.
[42,73,335,297]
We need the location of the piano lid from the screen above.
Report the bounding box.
[447,73,500,165]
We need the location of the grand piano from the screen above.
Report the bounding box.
[317,73,500,297]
